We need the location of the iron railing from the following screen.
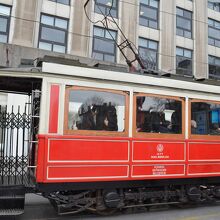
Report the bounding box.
[0,90,41,186]
[0,104,31,185]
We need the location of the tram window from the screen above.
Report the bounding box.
[66,88,126,132]
[136,96,182,134]
[191,101,220,135]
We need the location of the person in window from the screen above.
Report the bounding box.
[102,102,118,131]
[81,105,98,130]
[136,112,145,132]
[75,106,86,130]
[210,123,220,135]
[141,111,152,132]
[191,120,197,134]
[171,111,181,133]
[136,97,146,131]
[96,103,107,130]
[159,112,170,133]
[150,111,160,132]
[75,118,82,130]
[137,97,146,110]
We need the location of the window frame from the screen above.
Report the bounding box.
[0,4,11,43]
[64,86,129,136]
[189,98,220,140]
[176,7,192,39]
[138,37,159,70]
[208,1,220,12]
[38,13,69,53]
[133,93,185,139]
[94,0,118,18]
[48,0,70,5]
[208,18,220,48]
[176,47,193,76]
[209,55,220,80]
[92,26,117,62]
[139,0,159,29]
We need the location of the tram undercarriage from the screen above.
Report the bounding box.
[45,182,220,216]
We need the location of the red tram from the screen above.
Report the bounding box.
[1,59,220,215]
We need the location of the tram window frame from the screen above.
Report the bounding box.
[64,86,129,136]
[189,99,220,139]
[133,93,185,139]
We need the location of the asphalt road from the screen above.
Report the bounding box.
[2,194,220,220]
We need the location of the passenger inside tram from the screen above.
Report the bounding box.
[136,96,182,134]
[77,103,118,131]
[191,102,220,135]
[191,120,197,134]
[210,123,220,135]
[68,89,125,132]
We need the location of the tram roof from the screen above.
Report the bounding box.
[42,61,220,95]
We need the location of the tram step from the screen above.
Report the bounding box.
[0,185,25,216]
[0,209,24,216]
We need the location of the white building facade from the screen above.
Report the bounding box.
[0,0,220,80]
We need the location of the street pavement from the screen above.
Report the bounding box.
[2,194,220,220]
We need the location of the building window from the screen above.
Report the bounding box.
[92,26,117,63]
[49,0,70,5]
[138,37,158,70]
[209,55,220,80]
[176,7,192,39]
[208,1,220,12]
[94,0,118,18]
[208,19,220,48]
[0,4,11,43]
[139,0,159,29]
[38,14,68,53]
[176,47,193,76]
